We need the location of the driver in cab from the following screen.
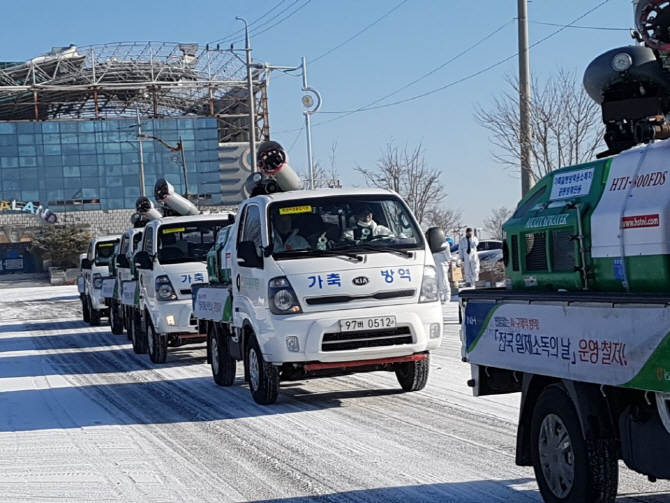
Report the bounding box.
[272,213,310,252]
[343,206,394,241]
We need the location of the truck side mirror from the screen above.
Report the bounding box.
[116,254,130,269]
[237,241,263,268]
[426,227,447,254]
[134,251,153,270]
[81,258,92,270]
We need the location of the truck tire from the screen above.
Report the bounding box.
[530,384,618,503]
[147,321,168,364]
[395,354,430,392]
[81,296,91,323]
[125,308,132,341]
[110,302,124,335]
[89,299,101,327]
[246,336,279,405]
[131,311,148,354]
[210,324,236,387]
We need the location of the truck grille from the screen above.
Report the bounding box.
[321,326,412,352]
[306,289,415,306]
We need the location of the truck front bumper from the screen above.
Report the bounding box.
[259,301,443,364]
[150,299,199,335]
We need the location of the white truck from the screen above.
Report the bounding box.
[80,235,120,326]
[192,188,446,405]
[106,227,144,337]
[132,212,235,363]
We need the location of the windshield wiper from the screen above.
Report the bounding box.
[275,248,363,261]
[349,244,414,258]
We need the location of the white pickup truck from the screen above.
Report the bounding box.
[80,235,120,326]
[132,213,235,363]
[192,188,446,404]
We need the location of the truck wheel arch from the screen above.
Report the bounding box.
[516,374,616,466]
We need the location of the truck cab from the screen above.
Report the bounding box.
[105,227,144,336]
[134,213,234,363]
[81,235,120,326]
[196,188,446,404]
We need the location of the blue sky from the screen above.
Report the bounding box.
[0,0,633,230]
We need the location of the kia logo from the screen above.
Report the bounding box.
[352,276,370,286]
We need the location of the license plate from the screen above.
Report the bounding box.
[340,316,396,333]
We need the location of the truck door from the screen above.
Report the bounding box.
[138,227,156,315]
[233,204,266,326]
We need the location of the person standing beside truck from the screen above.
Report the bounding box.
[433,240,452,303]
[459,228,480,287]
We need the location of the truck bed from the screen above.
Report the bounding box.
[460,287,670,306]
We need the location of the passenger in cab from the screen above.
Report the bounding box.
[272,213,311,252]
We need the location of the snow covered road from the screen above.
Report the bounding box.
[0,285,669,502]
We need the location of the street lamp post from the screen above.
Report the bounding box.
[237,17,258,172]
[300,57,322,190]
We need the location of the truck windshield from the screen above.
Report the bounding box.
[94,241,119,266]
[157,220,229,265]
[269,195,423,258]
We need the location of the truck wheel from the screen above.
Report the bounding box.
[89,299,101,327]
[531,384,618,503]
[395,354,430,392]
[147,321,168,364]
[125,308,132,341]
[246,336,279,405]
[210,325,236,386]
[81,296,91,323]
[131,312,148,354]
[110,303,124,336]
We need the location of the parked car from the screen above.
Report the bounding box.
[449,239,502,255]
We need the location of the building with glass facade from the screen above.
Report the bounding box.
[0,116,221,212]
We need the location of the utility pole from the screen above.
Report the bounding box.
[178,137,190,198]
[136,111,146,197]
[237,17,258,172]
[518,0,534,196]
[301,56,322,190]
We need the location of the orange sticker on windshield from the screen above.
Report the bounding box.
[279,205,312,215]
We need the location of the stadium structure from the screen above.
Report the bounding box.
[0,42,269,275]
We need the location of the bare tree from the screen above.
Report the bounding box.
[301,142,341,189]
[356,141,451,225]
[425,206,462,236]
[484,206,513,240]
[475,69,604,182]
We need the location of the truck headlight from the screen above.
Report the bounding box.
[420,265,439,303]
[93,273,103,289]
[269,276,302,315]
[155,275,177,301]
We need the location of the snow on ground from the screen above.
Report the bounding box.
[0,285,669,502]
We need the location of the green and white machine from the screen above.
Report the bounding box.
[461,140,670,503]
[503,140,670,293]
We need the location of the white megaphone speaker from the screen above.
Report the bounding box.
[154,179,199,216]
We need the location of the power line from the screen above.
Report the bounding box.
[307,0,613,127]
[311,0,409,64]
[529,20,628,31]
[287,122,306,154]
[318,19,515,117]
[209,0,289,45]
[232,0,312,45]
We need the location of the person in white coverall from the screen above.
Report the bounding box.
[343,207,394,240]
[272,214,310,252]
[459,228,480,286]
[433,241,452,303]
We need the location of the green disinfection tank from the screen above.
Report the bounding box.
[503,140,670,293]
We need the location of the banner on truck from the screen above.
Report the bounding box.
[193,287,231,322]
[463,302,670,393]
[121,281,137,307]
[101,278,116,299]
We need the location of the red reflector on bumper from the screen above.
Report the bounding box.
[304,353,427,372]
